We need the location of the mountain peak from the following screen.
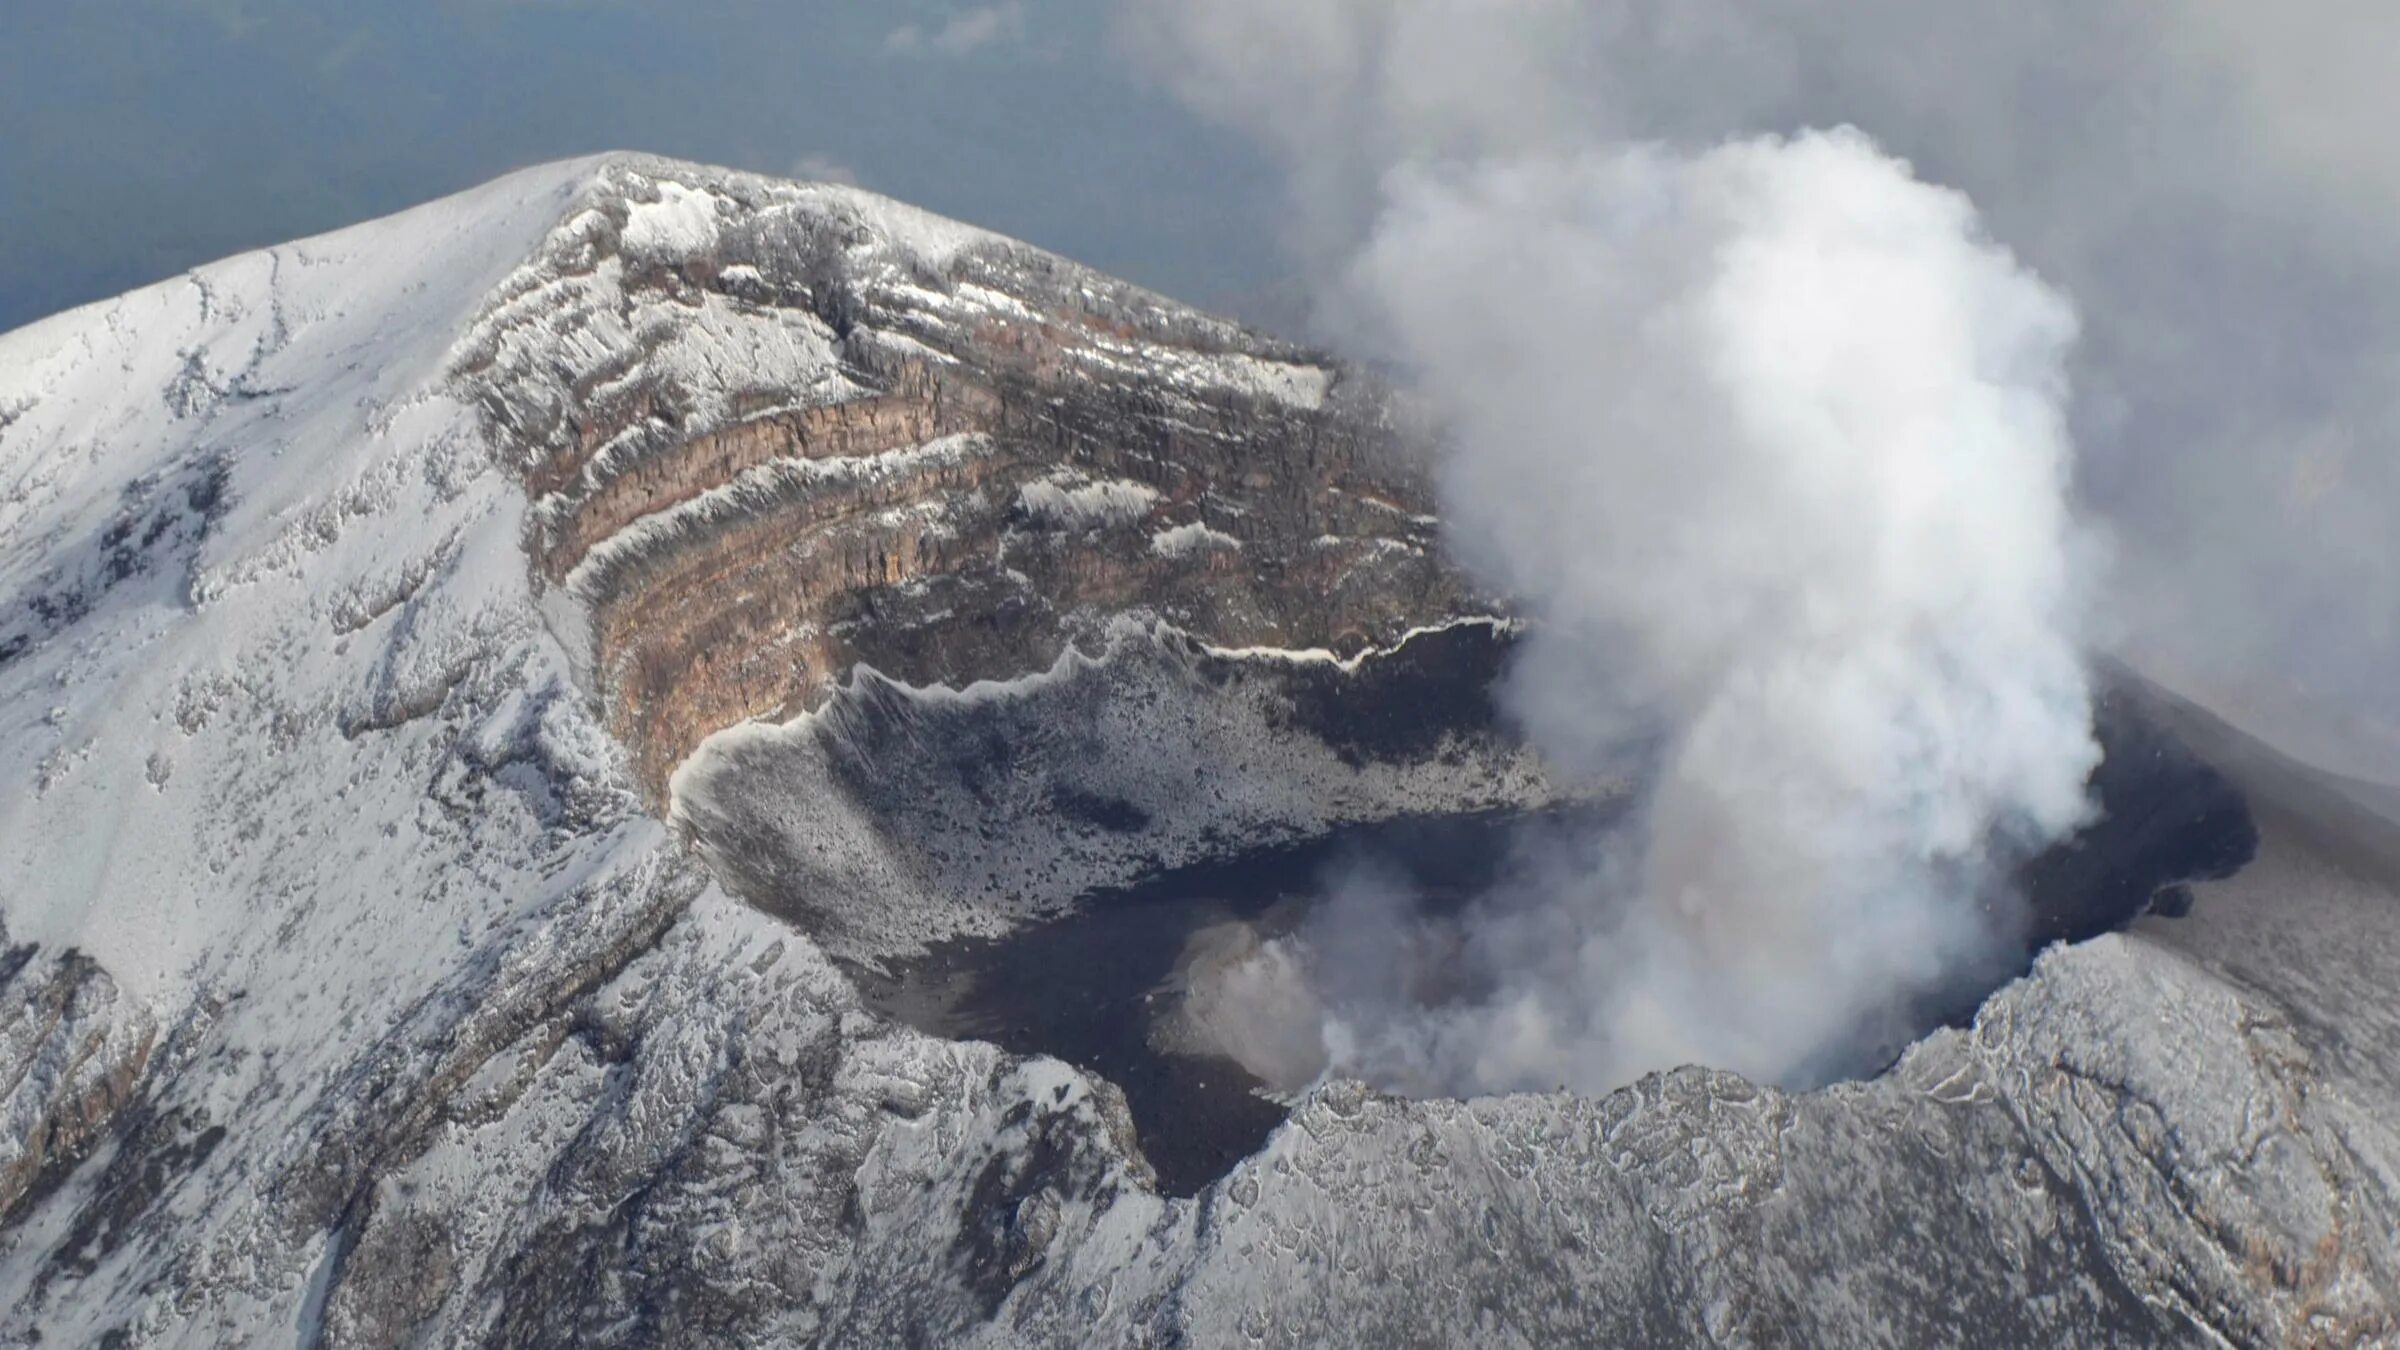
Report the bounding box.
[3,157,2388,1347]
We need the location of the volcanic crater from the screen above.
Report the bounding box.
[496,161,2271,1195]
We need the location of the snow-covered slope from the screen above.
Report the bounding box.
[0,150,1481,1344]
[0,155,2393,1347]
[0,155,730,1340]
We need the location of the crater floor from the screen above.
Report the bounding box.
[824,654,2260,1198]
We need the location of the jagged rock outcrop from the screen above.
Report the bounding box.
[0,929,155,1225]
[674,620,1551,958]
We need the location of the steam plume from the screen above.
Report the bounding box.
[1133,0,2400,781]
[1126,3,2108,1094]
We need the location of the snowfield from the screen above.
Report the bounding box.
[0,154,2391,1346]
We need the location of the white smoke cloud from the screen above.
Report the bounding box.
[1126,0,2400,782]
[1123,3,2114,1095]
[1125,0,2400,1097]
[887,3,1026,59]
[1275,133,2097,1094]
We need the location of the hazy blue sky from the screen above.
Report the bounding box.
[0,0,1289,332]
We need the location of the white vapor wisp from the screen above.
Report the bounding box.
[1127,5,2102,1096]
[1133,0,2400,782]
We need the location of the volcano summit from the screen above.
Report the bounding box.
[0,156,2392,1347]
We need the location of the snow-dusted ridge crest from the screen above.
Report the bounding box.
[0,154,2391,1345]
[1198,613,1520,670]
[0,153,731,1342]
[666,612,1552,959]
[673,611,1517,740]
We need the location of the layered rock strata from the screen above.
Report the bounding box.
[460,163,1477,799]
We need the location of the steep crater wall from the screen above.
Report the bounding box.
[459,160,1482,801]
[671,620,1557,961]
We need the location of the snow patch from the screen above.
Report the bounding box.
[620,180,723,256]
[808,184,999,268]
[1151,521,1242,558]
[1200,616,1517,672]
[1208,352,1333,411]
[1017,473,1159,530]
[566,433,999,596]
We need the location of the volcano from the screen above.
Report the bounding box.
[0,155,2391,1346]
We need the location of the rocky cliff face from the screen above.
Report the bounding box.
[0,154,2392,1348]
[460,164,1476,800]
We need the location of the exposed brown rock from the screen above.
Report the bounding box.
[0,934,158,1222]
[468,166,1484,802]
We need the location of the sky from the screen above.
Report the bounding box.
[0,0,1288,334]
